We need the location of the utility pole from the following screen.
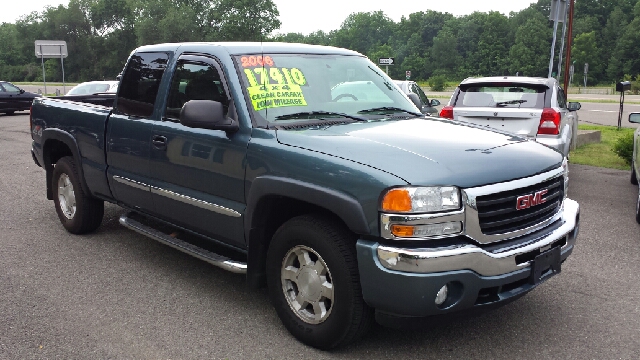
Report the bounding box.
[562,0,576,95]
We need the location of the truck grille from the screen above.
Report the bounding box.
[475,176,564,235]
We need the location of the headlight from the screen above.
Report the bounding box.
[381,186,460,213]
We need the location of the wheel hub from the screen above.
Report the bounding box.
[281,245,334,324]
[58,174,76,219]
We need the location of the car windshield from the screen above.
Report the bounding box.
[456,84,546,109]
[235,54,418,122]
[67,83,112,95]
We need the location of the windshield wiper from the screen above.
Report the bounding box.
[275,111,368,121]
[358,107,422,117]
[496,100,527,107]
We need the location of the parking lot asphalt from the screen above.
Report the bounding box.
[1,112,639,359]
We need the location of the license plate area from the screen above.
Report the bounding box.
[529,246,561,284]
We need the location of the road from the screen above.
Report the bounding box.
[578,101,640,128]
[1,113,640,359]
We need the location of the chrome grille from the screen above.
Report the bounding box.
[475,176,564,235]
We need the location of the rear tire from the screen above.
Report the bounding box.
[4,111,15,115]
[52,156,104,234]
[266,214,373,349]
[631,167,638,185]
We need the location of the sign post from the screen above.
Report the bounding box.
[378,58,395,75]
[583,62,589,88]
[548,0,568,78]
[35,40,68,95]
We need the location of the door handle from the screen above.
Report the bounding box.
[152,135,167,149]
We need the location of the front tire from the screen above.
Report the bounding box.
[52,156,104,234]
[266,214,373,349]
[631,166,638,185]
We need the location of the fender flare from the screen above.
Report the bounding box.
[41,128,91,200]
[244,176,371,288]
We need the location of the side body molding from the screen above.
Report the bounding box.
[41,128,91,200]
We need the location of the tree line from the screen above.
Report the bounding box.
[1,0,639,85]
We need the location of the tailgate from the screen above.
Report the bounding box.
[454,107,542,138]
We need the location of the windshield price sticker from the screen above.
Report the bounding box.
[240,55,275,67]
[243,66,308,111]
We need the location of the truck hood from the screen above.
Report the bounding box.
[275,118,563,188]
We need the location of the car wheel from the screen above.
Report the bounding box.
[266,214,373,349]
[52,156,104,234]
[4,111,15,115]
[631,167,638,185]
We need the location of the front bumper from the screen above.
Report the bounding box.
[356,198,579,318]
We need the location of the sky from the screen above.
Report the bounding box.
[2,0,538,35]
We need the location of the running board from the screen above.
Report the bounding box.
[119,213,247,274]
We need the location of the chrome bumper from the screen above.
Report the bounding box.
[377,198,579,277]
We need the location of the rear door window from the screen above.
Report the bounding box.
[456,84,546,109]
[116,52,169,118]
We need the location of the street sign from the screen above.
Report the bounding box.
[406,70,411,80]
[549,0,568,22]
[584,63,589,74]
[379,58,395,66]
[35,40,68,58]
[35,40,69,95]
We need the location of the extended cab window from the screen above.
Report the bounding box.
[456,84,546,109]
[165,61,228,121]
[235,54,416,123]
[116,52,169,118]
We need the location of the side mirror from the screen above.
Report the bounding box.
[430,99,441,107]
[567,102,581,111]
[629,112,640,124]
[116,74,122,81]
[180,100,238,133]
[407,93,422,108]
[19,89,25,94]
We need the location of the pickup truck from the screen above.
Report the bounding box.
[30,42,580,349]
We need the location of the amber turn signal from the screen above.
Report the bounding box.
[381,189,412,212]
[391,225,414,237]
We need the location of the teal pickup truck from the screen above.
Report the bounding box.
[30,42,580,349]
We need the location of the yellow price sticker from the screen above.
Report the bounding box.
[248,84,307,111]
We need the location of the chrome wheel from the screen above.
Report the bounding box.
[57,173,76,219]
[281,245,334,324]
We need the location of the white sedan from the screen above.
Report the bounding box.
[66,81,119,95]
[440,77,580,157]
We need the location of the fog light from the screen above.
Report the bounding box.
[435,284,449,305]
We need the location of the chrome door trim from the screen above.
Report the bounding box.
[112,175,241,218]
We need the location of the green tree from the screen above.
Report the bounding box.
[572,31,601,84]
[475,11,511,76]
[509,13,550,77]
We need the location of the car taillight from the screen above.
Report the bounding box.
[538,108,560,135]
[439,106,454,119]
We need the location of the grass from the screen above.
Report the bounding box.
[569,124,634,170]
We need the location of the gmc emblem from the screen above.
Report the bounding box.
[516,189,548,210]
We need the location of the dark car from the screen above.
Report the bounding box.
[0,81,40,115]
[393,80,440,115]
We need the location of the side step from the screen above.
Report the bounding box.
[119,212,247,274]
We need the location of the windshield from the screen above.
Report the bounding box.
[235,54,418,123]
[456,84,546,109]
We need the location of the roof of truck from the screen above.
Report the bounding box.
[134,42,363,57]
